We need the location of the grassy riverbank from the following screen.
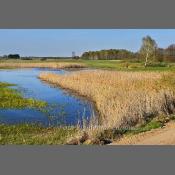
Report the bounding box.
[0,124,78,145]
[0,81,174,145]
[0,82,81,145]
[0,113,174,145]
[0,62,86,69]
[38,70,175,144]
[1,59,175,144]
[0,82,46,108]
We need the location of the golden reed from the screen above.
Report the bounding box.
[39,70,175,129]
[0,62,86,69]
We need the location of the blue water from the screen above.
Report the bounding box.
[0,68,94,126]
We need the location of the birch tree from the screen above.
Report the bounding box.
[140,36,157,67]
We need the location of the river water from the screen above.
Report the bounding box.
[0,68,94,126]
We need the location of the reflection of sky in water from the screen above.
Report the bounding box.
[0,68,94,126]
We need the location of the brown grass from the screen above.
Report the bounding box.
[0,62,86,69]
[39,70,175,130]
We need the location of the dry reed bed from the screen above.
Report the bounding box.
[0,62,86,69]
[39,70,175,129]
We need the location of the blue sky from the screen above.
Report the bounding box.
[0,29,175,57]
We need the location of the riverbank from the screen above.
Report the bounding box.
[1,61,175,144]
[110,121,175,145]
[0,81,89,145]
[38,70,175,144]
[0,62,86,69]
[0,112,175,145]
[0,82,80,145]
[0,123,79,144]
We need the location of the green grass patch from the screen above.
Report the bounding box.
[122,115,175,136]
[0,124,78,144]
[127,120,163,135]
[53,59,175,71]
[0,82,46,109]
[56,59,175,71]
[0,82,14,88]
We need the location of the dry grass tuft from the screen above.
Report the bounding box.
[39,70,175,130]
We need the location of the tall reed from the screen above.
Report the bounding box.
[39,70,175,129]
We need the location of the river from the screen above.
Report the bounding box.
[0,68,94,126]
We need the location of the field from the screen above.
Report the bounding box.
[1,59,175,144]
[1,59,175,71]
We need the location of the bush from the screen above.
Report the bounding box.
[148,62,167,67]
[8,54,20,59]
[40,58,47,61]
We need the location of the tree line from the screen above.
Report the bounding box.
[1,54,21,59]
[81,49,136,60]
[80,36,175,65]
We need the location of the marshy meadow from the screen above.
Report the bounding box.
[1,31,175,145]
[1,59,175,145]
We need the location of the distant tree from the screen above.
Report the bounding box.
[74,56,80,60]
[21,57,33,60]
[164,44,175,62]
[8,54,20,59]
[40,58,47,61]
[139,36,157,67]
[155,48,164,62]
[3,55,8,59]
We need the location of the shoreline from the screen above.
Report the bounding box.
[1,65,175,145]
[38,70,175,144]
[0,62,86,69]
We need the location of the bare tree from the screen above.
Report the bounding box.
[140,36,157,67]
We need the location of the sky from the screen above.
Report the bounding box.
[0,29,175,57]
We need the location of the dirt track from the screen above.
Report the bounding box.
[110,122,175,145]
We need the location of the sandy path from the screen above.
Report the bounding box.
[110,122,175,145]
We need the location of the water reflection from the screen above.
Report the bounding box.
[0,68,94,126]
